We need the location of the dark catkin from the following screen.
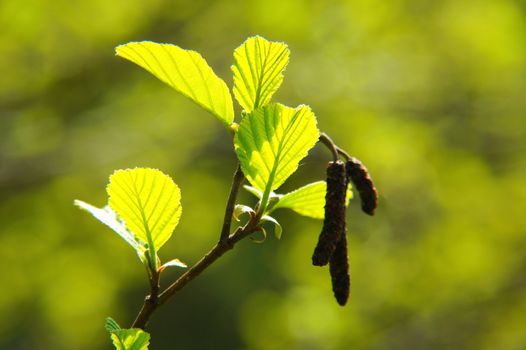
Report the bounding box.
[346,158,378,216]
[329,232,350,306]
[312,160,347,266]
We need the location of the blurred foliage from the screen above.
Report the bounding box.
[1,0,525,349]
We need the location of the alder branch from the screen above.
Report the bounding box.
[158,217,258,305]
[132,263,160,330]
[219,164,244,244]
[131,164,252,329]
[131,133,350,329]
[132,221,258,329]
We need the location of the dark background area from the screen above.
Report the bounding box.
[1,0,525,349]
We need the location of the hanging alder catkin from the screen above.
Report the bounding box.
[329,232,350,306]
[345,157,378,216]
[312,160,347,266]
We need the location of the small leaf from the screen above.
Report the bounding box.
[105,317,121,333]
[266,195,281,212]
[234,103,319,210]
[261,215,282,239]
[272,181,353,219]
[250,227,267,243]
[243,185,281,205]
[116,41,234,126]
[110,328,150,350]
[107,168,182,267]
[232,36,289,112]
[158,258,187,272]
[74,200,146,259]
[243,185,263,199]
[233,204,255,222]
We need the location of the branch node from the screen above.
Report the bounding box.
[131,163,250,329]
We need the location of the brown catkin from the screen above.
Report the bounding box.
[346,158,378,216]
[329,232,350,306]
[312,160,347,266]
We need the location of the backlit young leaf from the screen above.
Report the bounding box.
[273,181,326,219]
[74,200,146,259]
[110,328,150,350]
[243,185,263,199]
[272,181,353,219]
[233,204,255,222]
[107,168,182,263]
[234,103,319,210]
[116,41,234,126]
[232,36,289,112]
[158,258,187,273]
[105,317,121,334]
[261,215,282,239]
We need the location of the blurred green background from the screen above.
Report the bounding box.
[1,0,525,349]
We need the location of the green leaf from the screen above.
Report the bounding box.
[250,228,267,243]
[234,103,319,210]
[243,185,280,204]
[273,181,327,219]
[243,185,263,199]
[110,328,150,350]
[74,200,146,260]
[233,204,255,222]
[272,181,352,219]
[158,258,187,272]
[116,41,234,126]
[274,181,353,219]
[232,36,289,112]
[261,215,282,239]
[105,317,121,333]
[232,204,256,222]
[107,168,182,267]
